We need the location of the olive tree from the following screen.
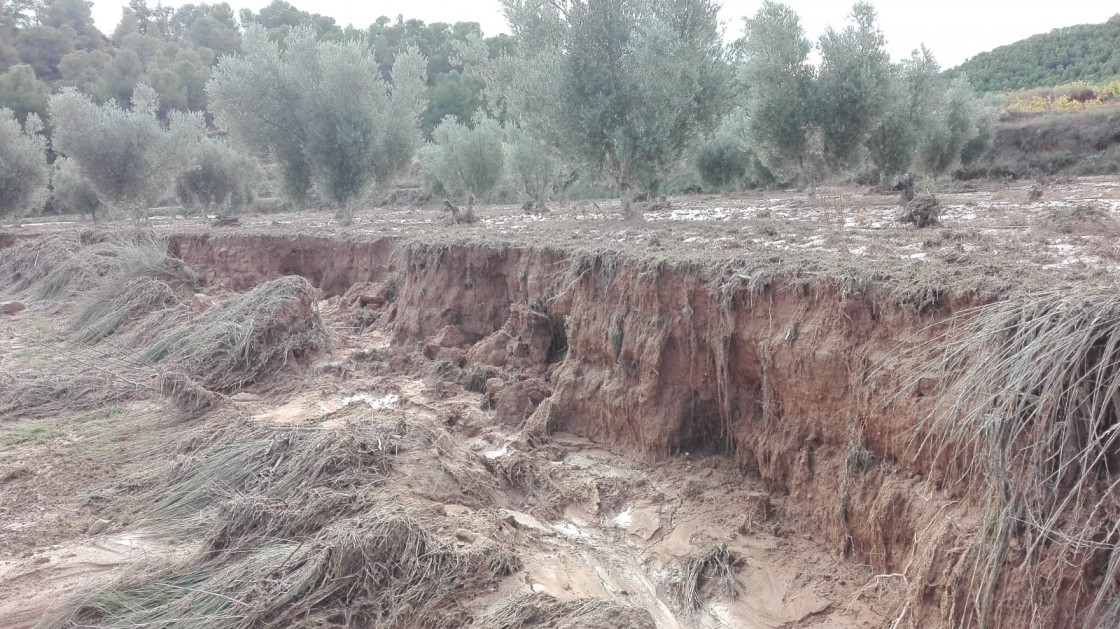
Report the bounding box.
[815,2,893,171]
[176,137,262,214]
[864,47,941,182]
[49,85,205,220]
[737,1,816,183]
[0,109,48,223]
[861,44,992,182]
[696,109,753,191]
[499,0,727,217]
[916,75,988,178]
[51,157,101,219]
[419,115,505,201]
[506,126,568,206]
[207,25,428,224]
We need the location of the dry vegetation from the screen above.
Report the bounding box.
[906,290,1120,626]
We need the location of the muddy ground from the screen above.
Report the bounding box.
[1,177,1119,628]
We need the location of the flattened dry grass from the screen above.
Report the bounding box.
[0,231,191,308]
[475,593,655,628]
[43,414,520,629]
[0,371,142,419]
[144,275,330,392]
[907,289,1120,627]
[0,235,330,419]
[46,510,518,629]
[679,544,741,613]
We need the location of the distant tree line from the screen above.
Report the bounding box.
[953,14,1120,92]
[0,0,512,133]
[0,0,994,223]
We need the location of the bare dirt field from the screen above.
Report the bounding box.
[2,177,1119,628]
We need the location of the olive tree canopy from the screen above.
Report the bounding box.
[207,25,428,223]
[0,109,49,223]
[499,0,727,217]
[49,85,204,220]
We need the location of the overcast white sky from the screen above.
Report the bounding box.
[88,0,1118,68]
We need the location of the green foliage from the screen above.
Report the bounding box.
[175,137,262,214]
[0,63,50,123]
[49,85,205,219]
[954,15,1120,92]
[58,50,111,96]
[499,0,728,216]
[207,26,428,219]
[0,108,49,221]
[864,47,940,181]
[696,110,752,190]
[420,115,504,201]
[14,25,74,81]
[737,1,815,182]
[239,0,341,42]
[423,70,485,137]
[815,2,892,170]
[916,76,987,177]
[50,156,101,218]
[506,127,566,204]
[101,48,144,105]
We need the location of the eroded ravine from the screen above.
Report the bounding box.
[1,224,1114,628]
[169,232,974,625]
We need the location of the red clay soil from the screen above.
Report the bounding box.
[161,228,1098,628]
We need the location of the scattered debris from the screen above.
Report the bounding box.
[893,173,915,204]
[210,215,240,228]
[899,193,940,228]
[522,201,550,215]
[444,198,478,225]
[1037,205,1120,236]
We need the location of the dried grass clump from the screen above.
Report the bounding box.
[462,364,503,393]
[899,193,941,228]
[475,593,656,628]
[0,371,140,418]
[908,289,1120,627]
[1036,205,1120,236]
[145,275,330,391]
[73,277,180,344]
[0,235,79,293]
[46,510,519,629]
[679,544,741,612]
[156,371,215,419]
[67,236,197,343]
[0,232,186,307]
[147,420,404,540]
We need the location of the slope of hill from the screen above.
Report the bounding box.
[955,14,1120,92]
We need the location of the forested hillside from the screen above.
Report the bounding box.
[954,14,1120,92]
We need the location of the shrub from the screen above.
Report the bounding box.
[175,137,262,215]
[51,157,101,219]
[696,134,750,190]
[0,109,48,222]
[208,26,428,223]
[49,85,204,220]
[419,115,504,202]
